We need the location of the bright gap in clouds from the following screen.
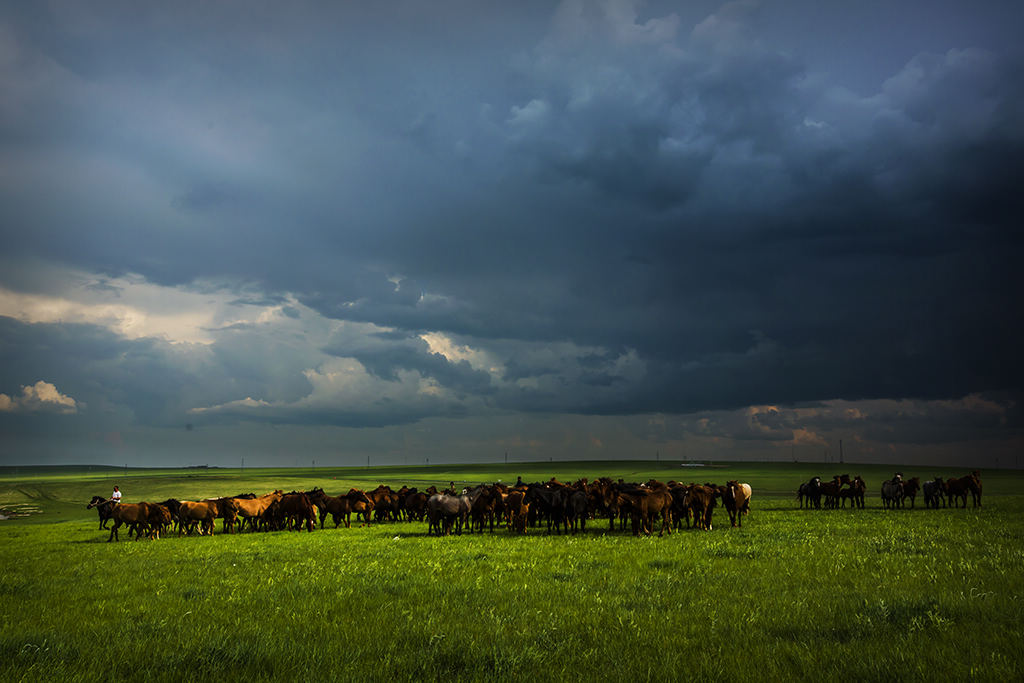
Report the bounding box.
[420,331,502,375]
[0,273,297,345]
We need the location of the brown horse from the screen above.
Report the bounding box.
[468,485,502,533]
[366,485,399,523]
[146,504,173,539]
[946,472,982,508]
[345,488,375,527]
[631,481,673,537]
[277,492,317,531]
[306,488,372,529]
[819,476,846,509]
[233,490,283,531]
[685,485,717,530]
[849,476,866,509]
[504,489,529,534]
[178,499,235,536]
[107,502,154,542]
[403,490,429,522]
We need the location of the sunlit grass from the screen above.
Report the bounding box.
[1,467,1023,681]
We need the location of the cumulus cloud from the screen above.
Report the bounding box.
[0,381,78,414]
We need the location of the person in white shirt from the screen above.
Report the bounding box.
[110,486,121,505]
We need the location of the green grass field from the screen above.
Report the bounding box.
[1,462,1022,681]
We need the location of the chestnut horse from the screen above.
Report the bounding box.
[946,472,982,508]
[233,490,283,531]
[107,502,154,542]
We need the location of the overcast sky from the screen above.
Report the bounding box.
[1,0,1022,469]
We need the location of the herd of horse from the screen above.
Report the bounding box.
[797,471,983,510]
[87,477,754,541]
[87,470,984,542]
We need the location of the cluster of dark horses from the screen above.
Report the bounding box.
[419,478,752,537]
[797,471,982,510]
[89,477,753,540]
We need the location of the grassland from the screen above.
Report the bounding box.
[1,462,1023,682]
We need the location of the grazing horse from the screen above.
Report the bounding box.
[723,481,752,527]
[87,496,116,529]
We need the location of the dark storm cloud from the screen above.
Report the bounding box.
[1,0,1022,455]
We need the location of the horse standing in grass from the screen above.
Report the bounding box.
[87,496,116,529]
[923,478,946,508]
[107,502,155,542]
[881,478,904,509]
[946,472,982,508]
[723,481,752,527]
[797,477,822,509]
[901,477,921,508]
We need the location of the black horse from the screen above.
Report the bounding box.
[87,496,115,529]
[797,477,822,509]
[524,485,568,534]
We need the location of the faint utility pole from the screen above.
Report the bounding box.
[241,457,244,475]
[839,440,844,465]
